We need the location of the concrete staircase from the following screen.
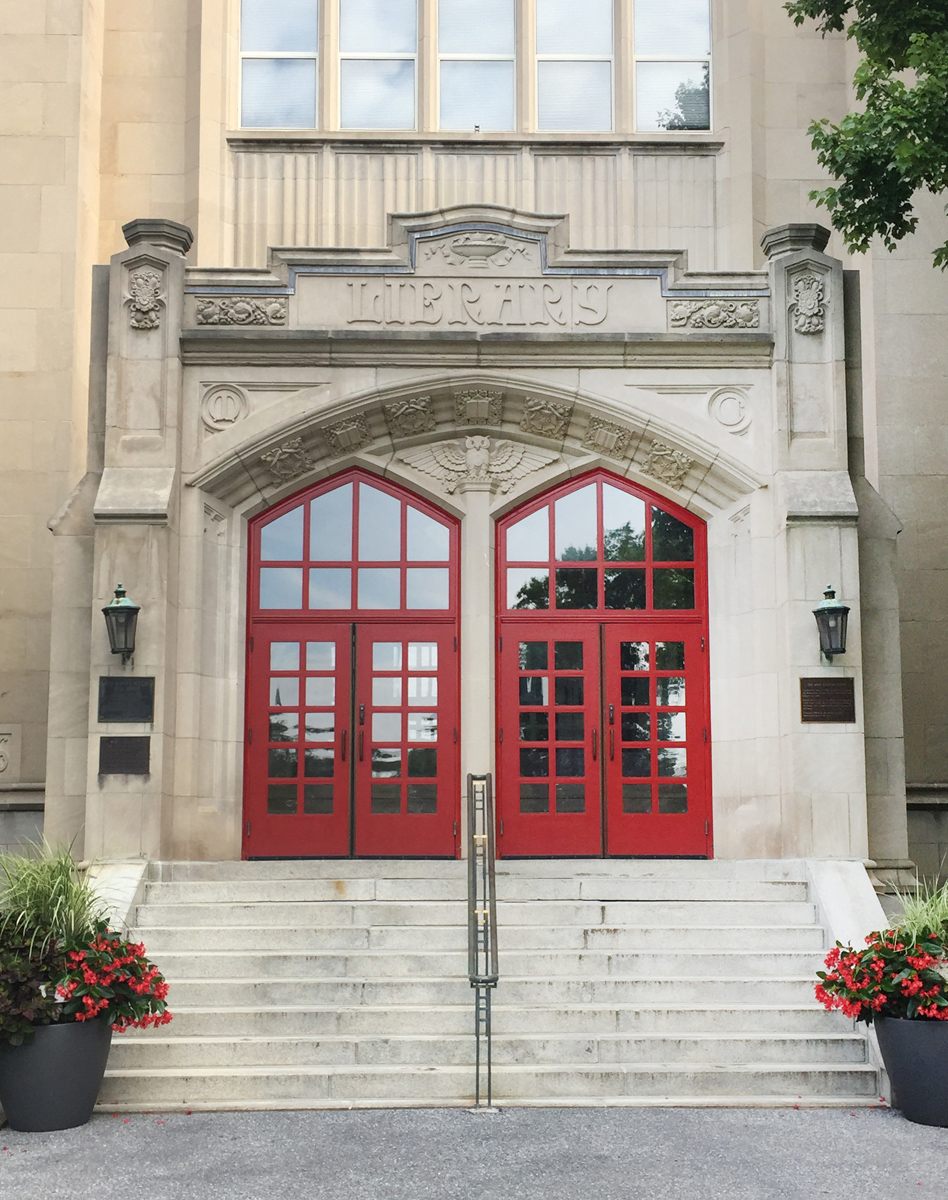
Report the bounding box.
[99,859,881,1110]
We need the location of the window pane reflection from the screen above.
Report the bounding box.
[555,569,598,609]
[603,485,645,560]
[341,0,416,52]
[407,712,438,741]
[270,642,300,670]
[406,507,449,561]
[269,678,299,706]
[260,568,303,609]
[508,568,549,609]
[506,509,548,562]
[537,0,612,54]
[358,485,401,560]
[407,568,449,609]
[652,508,694,561]
[341,60,415,130]
[654,569,695,609]
[358,568,400,609]
[304,713,335,742]
[242,0,318,52]
[303,784,334,814]
[637,61,710,132]
[242,60,316,128]
[261,506,304,560]
[270,713,299,742]
[555,485,597,560]
[538,62,612,131]
[440,0,514,54]
[311,485,353,561]
[634,0,710,56]
[520,783,549,813]
[605,568,645,609]
[309,568,351,609]
[407,642,438,669]
[441,62,514,131]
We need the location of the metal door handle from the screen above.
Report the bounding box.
[341,729,348,761]
[609,728,615,761]
[592,729,598,761]
[358,730,364,761]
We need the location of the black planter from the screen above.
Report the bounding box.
[875,1015,948,1128]
[0,1016,113,1132]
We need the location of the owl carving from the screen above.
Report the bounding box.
[399,436,557,494]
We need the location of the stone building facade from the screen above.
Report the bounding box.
[1,1,946,874]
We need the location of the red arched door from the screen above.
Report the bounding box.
[244,471,460,858]
[496,470,711,858]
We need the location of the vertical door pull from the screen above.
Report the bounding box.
[341,729,348,761]
[592,728,599,761]
[358,731,364,761]
[609,729,615,761]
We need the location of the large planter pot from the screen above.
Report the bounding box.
[0,1016,113,1132]
[875,1015,948,1128]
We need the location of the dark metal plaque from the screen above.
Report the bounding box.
[98,736,150,775]
[97,676,155,723]
[800,677,856,723]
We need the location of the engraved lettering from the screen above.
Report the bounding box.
[348,281,383,324]
[542,283,568,326]
[575,283,612,326]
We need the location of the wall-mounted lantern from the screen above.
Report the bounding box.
[102,583,141,665]
[813,585,849,661]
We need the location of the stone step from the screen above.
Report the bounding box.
[162,1003,849,1038]
[98,1062,879,1106]
[108,1031,868,1071]
[163,975,818,1007]
[142,878,810,903]
[134,922,825,953]
[135,899,817,928]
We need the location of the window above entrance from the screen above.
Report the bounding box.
[238,0,712,134]
[499,472,703,614]
[252,472,457,615]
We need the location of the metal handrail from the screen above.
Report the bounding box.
[467,772,498,1108]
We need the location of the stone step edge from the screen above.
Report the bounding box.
[133,923,824,933]
[104,1061,878,1078]
[161,974,823,984]
[163,1002,832,1014]
[145,949,826,960]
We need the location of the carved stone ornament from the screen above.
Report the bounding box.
[708,388,751,436]
[399,436,558,495]
[640,440,695,490]
[669,299,760,330]
[427,233,528,270]
[324,414,371,455]
[791,272,826,334]
[201,385,249,433]
[127,267,164,330]
[203,503,227,538]
[455,388,504,426]
[195,297,288,326]
[260,438,316,482]
[384,396,436,438]
[582,417,633,459]
[520,398,573,439]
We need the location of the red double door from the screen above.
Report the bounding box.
[244,621,458,857]
[497,621,710,857]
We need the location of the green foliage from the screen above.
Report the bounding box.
[0,931,65,1046]
[785,1,948,267]
[0,842,106,957]
[893,877,948,942]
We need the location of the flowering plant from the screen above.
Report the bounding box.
[55,928,172,1032]
[815,927,948,1024]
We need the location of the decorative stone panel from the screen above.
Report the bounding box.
[399,436,558,494]
[384,396,436,438]
[668,299,760,330]
[520,398,573,439]
[195,297,288,326]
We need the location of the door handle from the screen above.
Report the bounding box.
[609,728,615,761]
[358,730,364,762]
[592,728,598,761]
[341,729,348,761]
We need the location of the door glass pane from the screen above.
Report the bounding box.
[372,677,402,705]
[372,712,401,741]
[622,714,650,742]
[407,676,438,706]
[520,748,549,777]
[555,712,584,740]
[555,784,585,813]
[309,568,351,609]
[520,783,549,813]
[270,642,300,670]
[242,60,317,128]
[634,0,710,56]
[269,678,299,706]
[622,784,652,813]
[406,507,449,561]
[358,485,401,560]
[373,641,402,670]
[621,678,649,706]
[657,712,687,742]
[637,61,710,132]
[304,713,334,742]
[554,677,584,706]
[656,677,686,705]
[441,62,515,131]
[519,676,548,705]
[407,568,449,609]
[340,60,415,130]
[506,509,549,561]
[306,642,335,670]
[555,747,584,776]
[270,713,299,742]
[537,0,612,54]
[554,642,583,669]
[654,569,695,609]
[407,712,438,740]
[508,568,549,609]
[652,508,695,561]
[555,485,597,560]
[519,642,548,670]
[242,0,319,52]
[439,0,514,53]
[268,784,297,814]
[304,748,335,777]
[603,485,645,560]
[371,784,401,813]
[658,784,688,813]
[407,784,437,813]
[260,506,304,561]
[658,748,688,777]
[655,642,685,670]
[303,678,333,708]
[622,748,651,777]
[520,712,549,741]
[371,748,401,777]
[407,642,438,669]
[341,0,416,51]
[260,568,303,609]
[620,642,650,671]
[538,62,612,131]
[604,568,645,609]
[407,747,437,776]
[358,568,400,608]
[555,569,598,608]
[303,784,334,814]
[311,484,353,561]
[268,747,297,777]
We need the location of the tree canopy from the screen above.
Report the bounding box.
[785,1,948,267]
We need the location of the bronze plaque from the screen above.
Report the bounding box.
[800,677,856,723]
[99,736,150,775]
[98,676,155,723]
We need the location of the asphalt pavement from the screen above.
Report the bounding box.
[1,1106,947,1200]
